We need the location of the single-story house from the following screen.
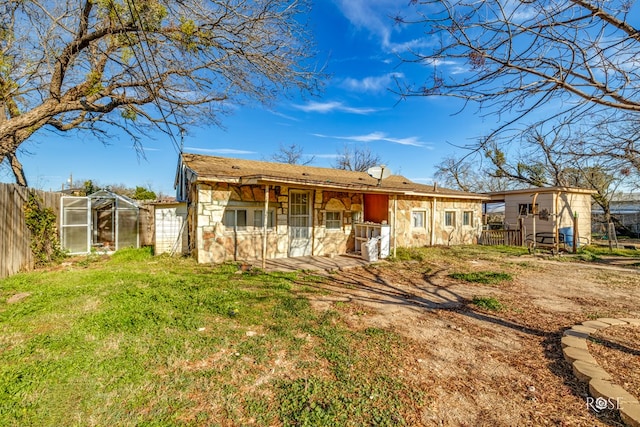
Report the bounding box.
[175,154,489,264]
[486,187,595,247]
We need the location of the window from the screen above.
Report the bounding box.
[253,209,275,228]
[223,209,247,229]
[518,204,539,216]
[411,210,426,228]
[325,211,342,229]
[463,211,473,226]
[444,211,456,228]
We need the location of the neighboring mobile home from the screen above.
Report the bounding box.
[175,154,488,264]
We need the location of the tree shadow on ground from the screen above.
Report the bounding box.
[281,263,626,426]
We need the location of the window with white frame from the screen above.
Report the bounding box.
[325,211,342,230]
[411,210,427,229]
[463,211,473,226]
[253,209,275,228]
[444,211,456,228]
[223,209,247,229]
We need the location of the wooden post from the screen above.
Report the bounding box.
[531,193,539,252]
[262,185,269,270]
[393,195,397,258]
[572,212,578,254]
[608,223,614,252]
[518,217,525,246]
[554,192,560,254]
[430,198,436,246]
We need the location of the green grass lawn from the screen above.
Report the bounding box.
[0,248,423,426]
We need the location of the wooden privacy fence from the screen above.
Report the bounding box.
[478,229,524,247]
[0,183,63,279]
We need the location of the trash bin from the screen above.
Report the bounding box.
[362,237,379,262]
[559,227,576,247]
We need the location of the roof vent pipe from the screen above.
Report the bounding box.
[433,182,438,191]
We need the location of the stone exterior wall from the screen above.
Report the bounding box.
[432,198,483,245]
[192,183,363,263]
[189,180,483,264]
[192,182,285,264]
[313,190,362,256]
[393,196,483,248]
[393,197,431,248]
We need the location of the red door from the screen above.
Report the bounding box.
[364,194,389,223]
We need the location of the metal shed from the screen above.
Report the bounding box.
[60,190,140,254]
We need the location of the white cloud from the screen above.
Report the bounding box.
[269,110,299,121]
[340,72,403,93]
[313,131,426,147]
[333,0,430,53]
[334,0,394,42]
[183,147,256,155]
[292,101,380,115]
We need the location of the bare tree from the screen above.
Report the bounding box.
[270,143,314,165]
[333,145,381,172]
[398,1,640,172]
[0,0,320,186]
[434,154,512,193]
[481,120,631,223]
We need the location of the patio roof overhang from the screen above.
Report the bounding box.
[193,173,490,200]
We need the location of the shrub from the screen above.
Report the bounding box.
[24,192,66,266]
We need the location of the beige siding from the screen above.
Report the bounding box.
[503,190,592,245]
[505,192,556,237]
[557,193,592,245]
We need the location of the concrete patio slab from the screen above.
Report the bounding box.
[254,254,380,273]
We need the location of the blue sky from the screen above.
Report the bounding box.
[3,0,498,196]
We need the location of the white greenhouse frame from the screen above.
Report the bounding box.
[60,190,140,254]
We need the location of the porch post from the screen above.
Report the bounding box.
[430,198,437,246]
[262,185,269,269]
[393,195,397,258]
[554,191,560,253]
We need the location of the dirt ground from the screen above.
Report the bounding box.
[307,254,640,426]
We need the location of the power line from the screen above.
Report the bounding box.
[109,0,183,155]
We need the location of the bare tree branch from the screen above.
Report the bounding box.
[270,143,314,165]
[400,0,640,182]
[333,144,381,172]
[0,0,321,186]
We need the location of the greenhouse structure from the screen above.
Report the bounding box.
[60,190,140,254]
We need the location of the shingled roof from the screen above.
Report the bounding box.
[178,153,487,200]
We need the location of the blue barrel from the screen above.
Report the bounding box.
[559,227,575,247]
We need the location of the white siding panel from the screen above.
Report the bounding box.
[155,204,188,254]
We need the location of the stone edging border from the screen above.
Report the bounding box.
[562,318,640,427]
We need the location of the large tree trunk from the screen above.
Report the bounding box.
[7,153,28,187]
